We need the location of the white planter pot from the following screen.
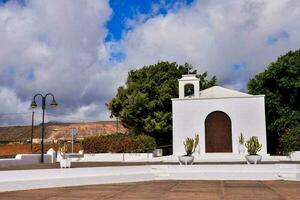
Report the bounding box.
[245,155,262,164]
[178,155,194,165]
[238,144,245,154]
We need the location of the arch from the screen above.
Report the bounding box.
[205,111,232,153]
[184,83,195,97]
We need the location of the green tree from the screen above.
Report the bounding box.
[108,61,217,145]
[280,127,300,153]
[248,50,300,154]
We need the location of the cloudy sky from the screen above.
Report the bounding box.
[0,0,299,126]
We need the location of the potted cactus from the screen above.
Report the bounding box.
[245,136,262,164]
[178,134,199,165]
[238,132,245,154]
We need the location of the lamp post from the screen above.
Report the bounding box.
[31,111,34,153]
[30,93,58,163]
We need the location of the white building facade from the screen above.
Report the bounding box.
[172,74,268,156]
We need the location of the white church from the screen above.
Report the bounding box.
[172,74,268,157]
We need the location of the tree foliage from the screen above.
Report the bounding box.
[108,61,217,145]
[280,127,300,153]
[248,50,300,153]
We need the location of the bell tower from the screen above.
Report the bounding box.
[178,74,200,99]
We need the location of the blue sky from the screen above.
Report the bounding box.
[0,0,299,125]
[105,0,194,61]
[106,0,194,41]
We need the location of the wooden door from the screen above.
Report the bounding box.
[205,111,232,153]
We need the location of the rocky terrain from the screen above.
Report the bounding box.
[0,121,126,142]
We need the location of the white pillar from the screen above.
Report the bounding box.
[47,148,57,163]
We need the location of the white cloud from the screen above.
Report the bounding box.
[0,0,300,125]
[119,0,300,90]
[0,87,31,126]
[0,0,118,125]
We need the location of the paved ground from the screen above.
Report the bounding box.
[0,180,299,200]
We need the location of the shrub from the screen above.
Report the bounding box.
[245,136,262,155]
[280,126,300,153]
[134,134,157,153]
[183,134,199,156]
[81,136,109,153]
[82,133,157,153]
[107,136,137,153]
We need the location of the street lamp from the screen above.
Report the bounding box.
[30,93,58,163]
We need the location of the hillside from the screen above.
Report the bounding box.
[0,121,126,142]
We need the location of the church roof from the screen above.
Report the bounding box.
[199,86,252,98]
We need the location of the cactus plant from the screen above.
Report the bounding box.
[239,132,245,145]
[183,134,199,156]
[245,136,262,155]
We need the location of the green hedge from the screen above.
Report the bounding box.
[134,134,157,153]
[280,126,300,153]
[81,133,156,153]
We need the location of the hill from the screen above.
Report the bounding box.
[0,121,126,142]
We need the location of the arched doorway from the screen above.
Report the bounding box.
[205,111,232,153]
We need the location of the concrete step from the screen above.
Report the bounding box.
[151,165,170,179]
[278,164,300,180]
[163,154,287,163]
[1,164,299,192]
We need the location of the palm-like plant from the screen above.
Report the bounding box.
[183,134,199,156]
[239,132,245,145]
[245,136,262,155]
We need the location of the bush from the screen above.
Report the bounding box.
[81,134,136,153]
[81,136,106,153]
[82,133,156,153]
[107,136,137,153]
[134,134,157,153]
[245,136,262,155]
[183,134,199,156]
[280,126,300,153]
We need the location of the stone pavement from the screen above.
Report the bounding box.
[0,180,299,200]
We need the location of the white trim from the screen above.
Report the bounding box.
[172,95,265,101]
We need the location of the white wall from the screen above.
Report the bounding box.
[0,154,53,167]
[172,96,267,155]
[57,153,153,162]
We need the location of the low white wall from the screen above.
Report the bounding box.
[0,158,22,167]
[0,149,56,167]
[63,153,153,162]
[0,154,52,167]
[15,154,52,164]
[290,151,300,161]
[124,153,153,161]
